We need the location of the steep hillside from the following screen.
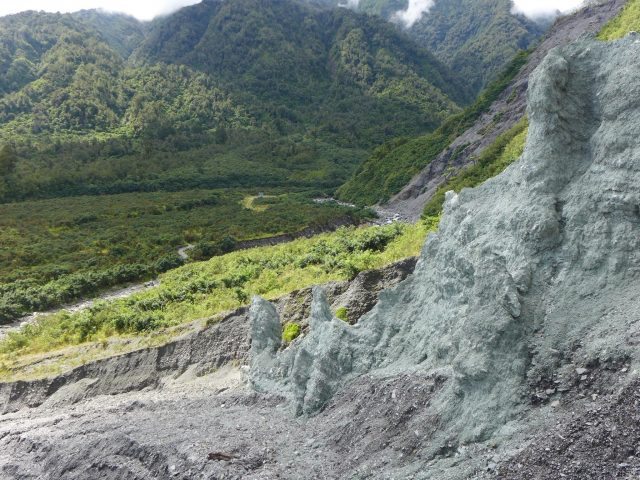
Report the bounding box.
[338,0,627,212]
[408,0,544,93]
[132,0,469,132]
[598,0,640,39]
[0,1,469,203]
[1,31,640,479]
[337,49,530,205]
[308,0,544,94]
[249,35,640,476]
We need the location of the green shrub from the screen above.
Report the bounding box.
[283,322,302,343]
[0,188,364,323]
[154,254,184,273]
[335,306,349,322]
[0,222,428,358]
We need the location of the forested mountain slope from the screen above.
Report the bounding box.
[0,0,468,202]
[408,0,544,93]
[308,0,544,94]
[71,10,147,57]
[132,0,470,140]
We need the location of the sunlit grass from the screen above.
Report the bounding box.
[598,0,640,41]
[0,221,433,376]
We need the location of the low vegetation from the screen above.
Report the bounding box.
[335,306,349,322]
[0,222,431,366]
[283,323,302,343]
[422,117,528,218]
[598,0,640,41]
[0,189,367,323]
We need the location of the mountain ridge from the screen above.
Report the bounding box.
[338,0,626,213]
[0,0,469,203]
[304,0,545,93]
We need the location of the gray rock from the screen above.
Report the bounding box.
[249,33,640,458]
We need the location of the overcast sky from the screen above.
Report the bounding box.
[0,0,201,21]
[0,0,586,21]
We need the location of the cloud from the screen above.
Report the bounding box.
[511,0,585,19]
[0,0,588,24]
[392,0,435,27]
[338,0,361,8]
[390,0,585,27]
[0,0,202,21]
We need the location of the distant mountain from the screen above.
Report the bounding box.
[0,11,243,137]
[132,0,470,134]
[71,10,147,58]
[407,0,544,93]
[0,0,470,201]
[307,0,544,94]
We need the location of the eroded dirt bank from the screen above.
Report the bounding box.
[0,258,416,414]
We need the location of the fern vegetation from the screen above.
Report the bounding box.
[422,116,528,219]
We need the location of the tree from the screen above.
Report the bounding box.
[0,145,17,176]
[214,125,228,144]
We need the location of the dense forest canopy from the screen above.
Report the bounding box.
[305,0,544,94]
[0,0,473,203]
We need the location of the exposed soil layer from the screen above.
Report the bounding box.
[0,258,415,414]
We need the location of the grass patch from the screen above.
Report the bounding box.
[241,194,279,212]
[283,323,302,343]
[335,306,349,322]
[598,0,640,41]
[0,221,432,367]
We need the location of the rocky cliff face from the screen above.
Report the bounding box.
[250,33,640,473]
[1,34,639,479]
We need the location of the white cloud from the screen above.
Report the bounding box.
[393,0,434,28]
[338,0,361,8]
[390,0,584,29]
[0,0,589,23]
[511,0,585,19]
[0,0,202,21]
